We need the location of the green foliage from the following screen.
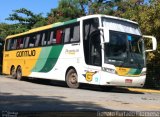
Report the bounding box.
[88,0,122,15]
[0,23,28,39]
[0,8,47,39]
[6,8,47,29]
[0,23,11,39]
[47,0,86,24]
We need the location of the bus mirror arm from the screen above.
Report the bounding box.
[143,35,157,52]
[98,27,104,30]
[98,27,109,43]
[100,42,105,50]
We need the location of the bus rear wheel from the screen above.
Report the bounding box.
[66,69,79,88]
[11,66,16,79]
[16,66,23,80]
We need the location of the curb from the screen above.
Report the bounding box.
[127,88,160,93]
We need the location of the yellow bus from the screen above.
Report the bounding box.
[3,14,157,89]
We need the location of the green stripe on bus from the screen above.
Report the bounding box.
[51,22,64,28]
[128,68,142,75]
[51,19,77,28]
[63,19,77,25]
[32,47,52,72]
[39,45,63,73]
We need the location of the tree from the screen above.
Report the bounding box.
[47,0,125,24]
[0,23,30,39]
[6,8,47,29]
[47,0,86,24]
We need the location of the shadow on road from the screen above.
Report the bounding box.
[0,77,145,117]
[0,92,110,117]
[21,77,144,94]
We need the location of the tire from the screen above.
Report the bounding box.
[16,66,23,80]
[66,69,79,88]
[11,66,16,79]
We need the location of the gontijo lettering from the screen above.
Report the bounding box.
[16,50,36,57]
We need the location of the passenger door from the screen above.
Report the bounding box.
[83,18,102,84]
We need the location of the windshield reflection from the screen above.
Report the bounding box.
[105,31,127,61]
[104,30,145,68]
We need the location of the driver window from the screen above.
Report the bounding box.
[90,31,102,66]
[83,18,101,66]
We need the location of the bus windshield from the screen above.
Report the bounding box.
[104,30,145,68]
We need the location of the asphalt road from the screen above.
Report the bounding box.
[0,75,160,116]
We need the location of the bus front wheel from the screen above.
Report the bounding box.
[16,66,22,80]
[11,66,16,79]
[66,69,79,89]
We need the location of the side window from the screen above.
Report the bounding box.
[6,39,10,51]
[28,35,36,48]
[83,18,99,41]
[56,29,63,44]
[64,27,70,43]
[10,39,17,50]
[63,23,80,44]
[72,25,80,42]
[48,30,56,45]
[41,32,48,46]
[35,33,41,47]
[24,36,30,48]
[17,37,25,49]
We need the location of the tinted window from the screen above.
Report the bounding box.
[11,39,17,50]
[64,23,80,44]
[48,30,56,45]
[72,25,80,42]
[5,39,10,51]
[83,18,100,65]
[24,36,30,48]
[16,37,25,49]
[35,33,41,47]
[41,32,48,46]
[56,29,63,44]
[64,27,71,43]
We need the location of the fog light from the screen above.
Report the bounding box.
[141,71,146,76]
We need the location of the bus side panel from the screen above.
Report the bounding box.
[29,45,65,79]
[3,48,42,76]
[29,44,85,82]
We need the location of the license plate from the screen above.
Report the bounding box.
[125,79,132,84]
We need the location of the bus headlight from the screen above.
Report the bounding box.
[141,71,146,76]
[102,67,115,74]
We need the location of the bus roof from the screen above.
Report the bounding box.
[6,14,138,39]
[79,14,138,25]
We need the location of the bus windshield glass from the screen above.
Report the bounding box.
[102,17,145,68]
[104,31,145,68]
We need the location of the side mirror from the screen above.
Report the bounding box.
[143,35,157,52]
[98,27,109,43]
